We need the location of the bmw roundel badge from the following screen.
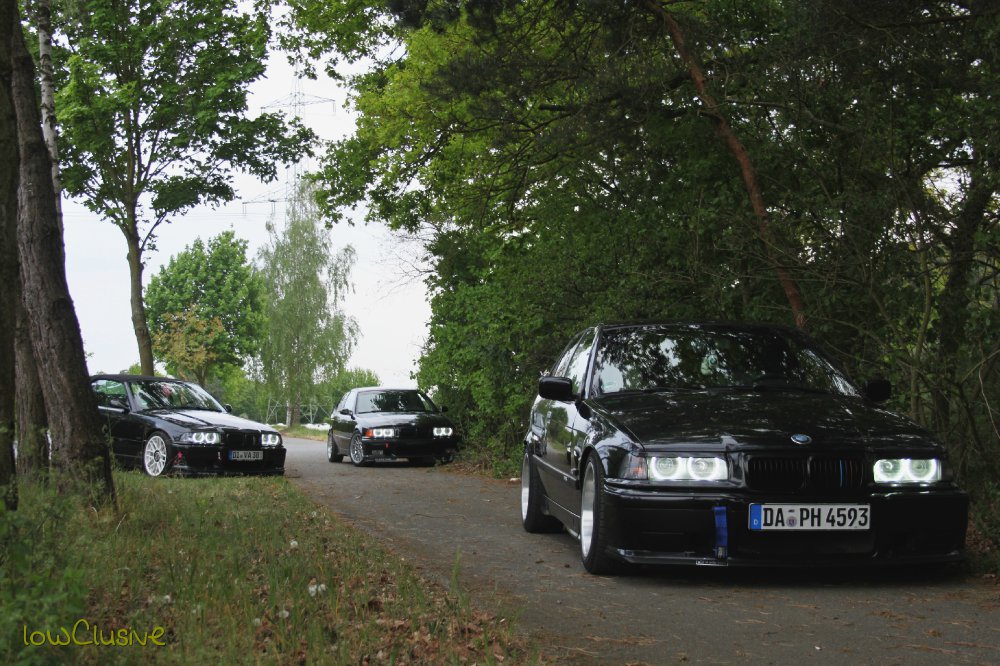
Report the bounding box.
[791,433,812,445]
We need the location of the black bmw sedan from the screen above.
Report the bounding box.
[327,387,460,466]
[91,374,285,477]
[521,322,968,574]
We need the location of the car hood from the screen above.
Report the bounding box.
[592,390,940,452]
[355,412,453,428]
[145,409,278,433]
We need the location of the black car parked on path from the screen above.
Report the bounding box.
[91,374,285,477]
[521,322,968,574]
[327,387,460,466]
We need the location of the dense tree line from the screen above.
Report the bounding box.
[289,0,999,517]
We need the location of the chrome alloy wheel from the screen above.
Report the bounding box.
[349,435,365,465]
[520,452,531,523]
[144,434,169,477]
[580,460,597,559]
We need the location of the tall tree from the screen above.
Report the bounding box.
[12,5,114,501]
[259,179,358,427]
[145,231,265,385]
[55,0,315,375]
[0,0,20,510]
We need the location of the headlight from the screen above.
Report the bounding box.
[365,428,397,438]
[649,456,729,482]
[621,453,729,482]
[261,433,282,447]
[180,431,221,445]
[874,458,941,484]
[433,427,453,437]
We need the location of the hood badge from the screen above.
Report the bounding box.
[791,434,812,445]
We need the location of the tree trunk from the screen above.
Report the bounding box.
[11,14,114,503]
[123,221,156,375]
[641,1,808,330]
[34,0,61,225]
[930,162,995,438]
[0,0,20,511]
[15,289,49,477]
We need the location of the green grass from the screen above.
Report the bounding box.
[2,473,531,665]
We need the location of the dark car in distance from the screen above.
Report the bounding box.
[327,387,460,466]
[521,322,968,574]
[91,374,286,477]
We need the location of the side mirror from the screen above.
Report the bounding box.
[863,378,891,403]
[224,404,233,413]
[539,376,575,402]
[339,408,353,416]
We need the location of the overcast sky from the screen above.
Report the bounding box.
[62,51,431,388]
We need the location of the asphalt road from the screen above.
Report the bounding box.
[284,437,1000,665]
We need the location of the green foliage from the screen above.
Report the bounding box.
[258,179,359,426]
[145,231,265,384]
[55,0,314,229]
[1,488,87,666]
[300,0,999,514]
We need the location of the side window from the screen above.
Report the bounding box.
[565,329,597,395]
[92,379,127,408]
[335,392,349,413]
[551,332,585,377]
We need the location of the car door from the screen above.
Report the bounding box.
[329,390,357,451]
[91,378,142,465]
[538,328,597,516]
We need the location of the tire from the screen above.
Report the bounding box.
[580,453,619,574]
[349,434,367,467]
[521,448,562,533]
[327,433,343,463]
[142,432,174,477]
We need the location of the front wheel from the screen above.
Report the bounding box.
[580,454,619,575]
[327,433,343,463]
[143,432,174,477]
[521,449,562,533]
[349,434,367,466]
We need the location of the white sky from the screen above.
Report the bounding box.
[62,51,431,388]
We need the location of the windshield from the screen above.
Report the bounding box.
[592,326,859,397]
[129,379,225,412]
[356,390,436,414]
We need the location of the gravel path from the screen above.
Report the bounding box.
[285,437,1000,665]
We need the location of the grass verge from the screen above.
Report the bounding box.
[278,425,327,442]
[2,473,531,665]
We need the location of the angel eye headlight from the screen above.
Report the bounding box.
[433,427,453,437]
[366,428,396,438]
[648,456,728,482]
[874,458,941,484]
[261,433,282,447]
[182,431,220,445]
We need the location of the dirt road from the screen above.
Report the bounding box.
[285,437,1000,664]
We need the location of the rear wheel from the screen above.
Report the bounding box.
[142,432,173,477]
[580,453,619,574]
[327,433,343,463]
[521,448,562,533]
[349,434,367,466]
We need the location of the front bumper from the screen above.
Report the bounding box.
[360,436,460,461]
[171,444,286,476]
[601,483,968,567]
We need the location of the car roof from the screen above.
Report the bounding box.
[90,374,185,382]
[594,320,797,331]
[353,386,423,393]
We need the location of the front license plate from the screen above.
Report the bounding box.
[749,504,870,531]
[229,450,263,461]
